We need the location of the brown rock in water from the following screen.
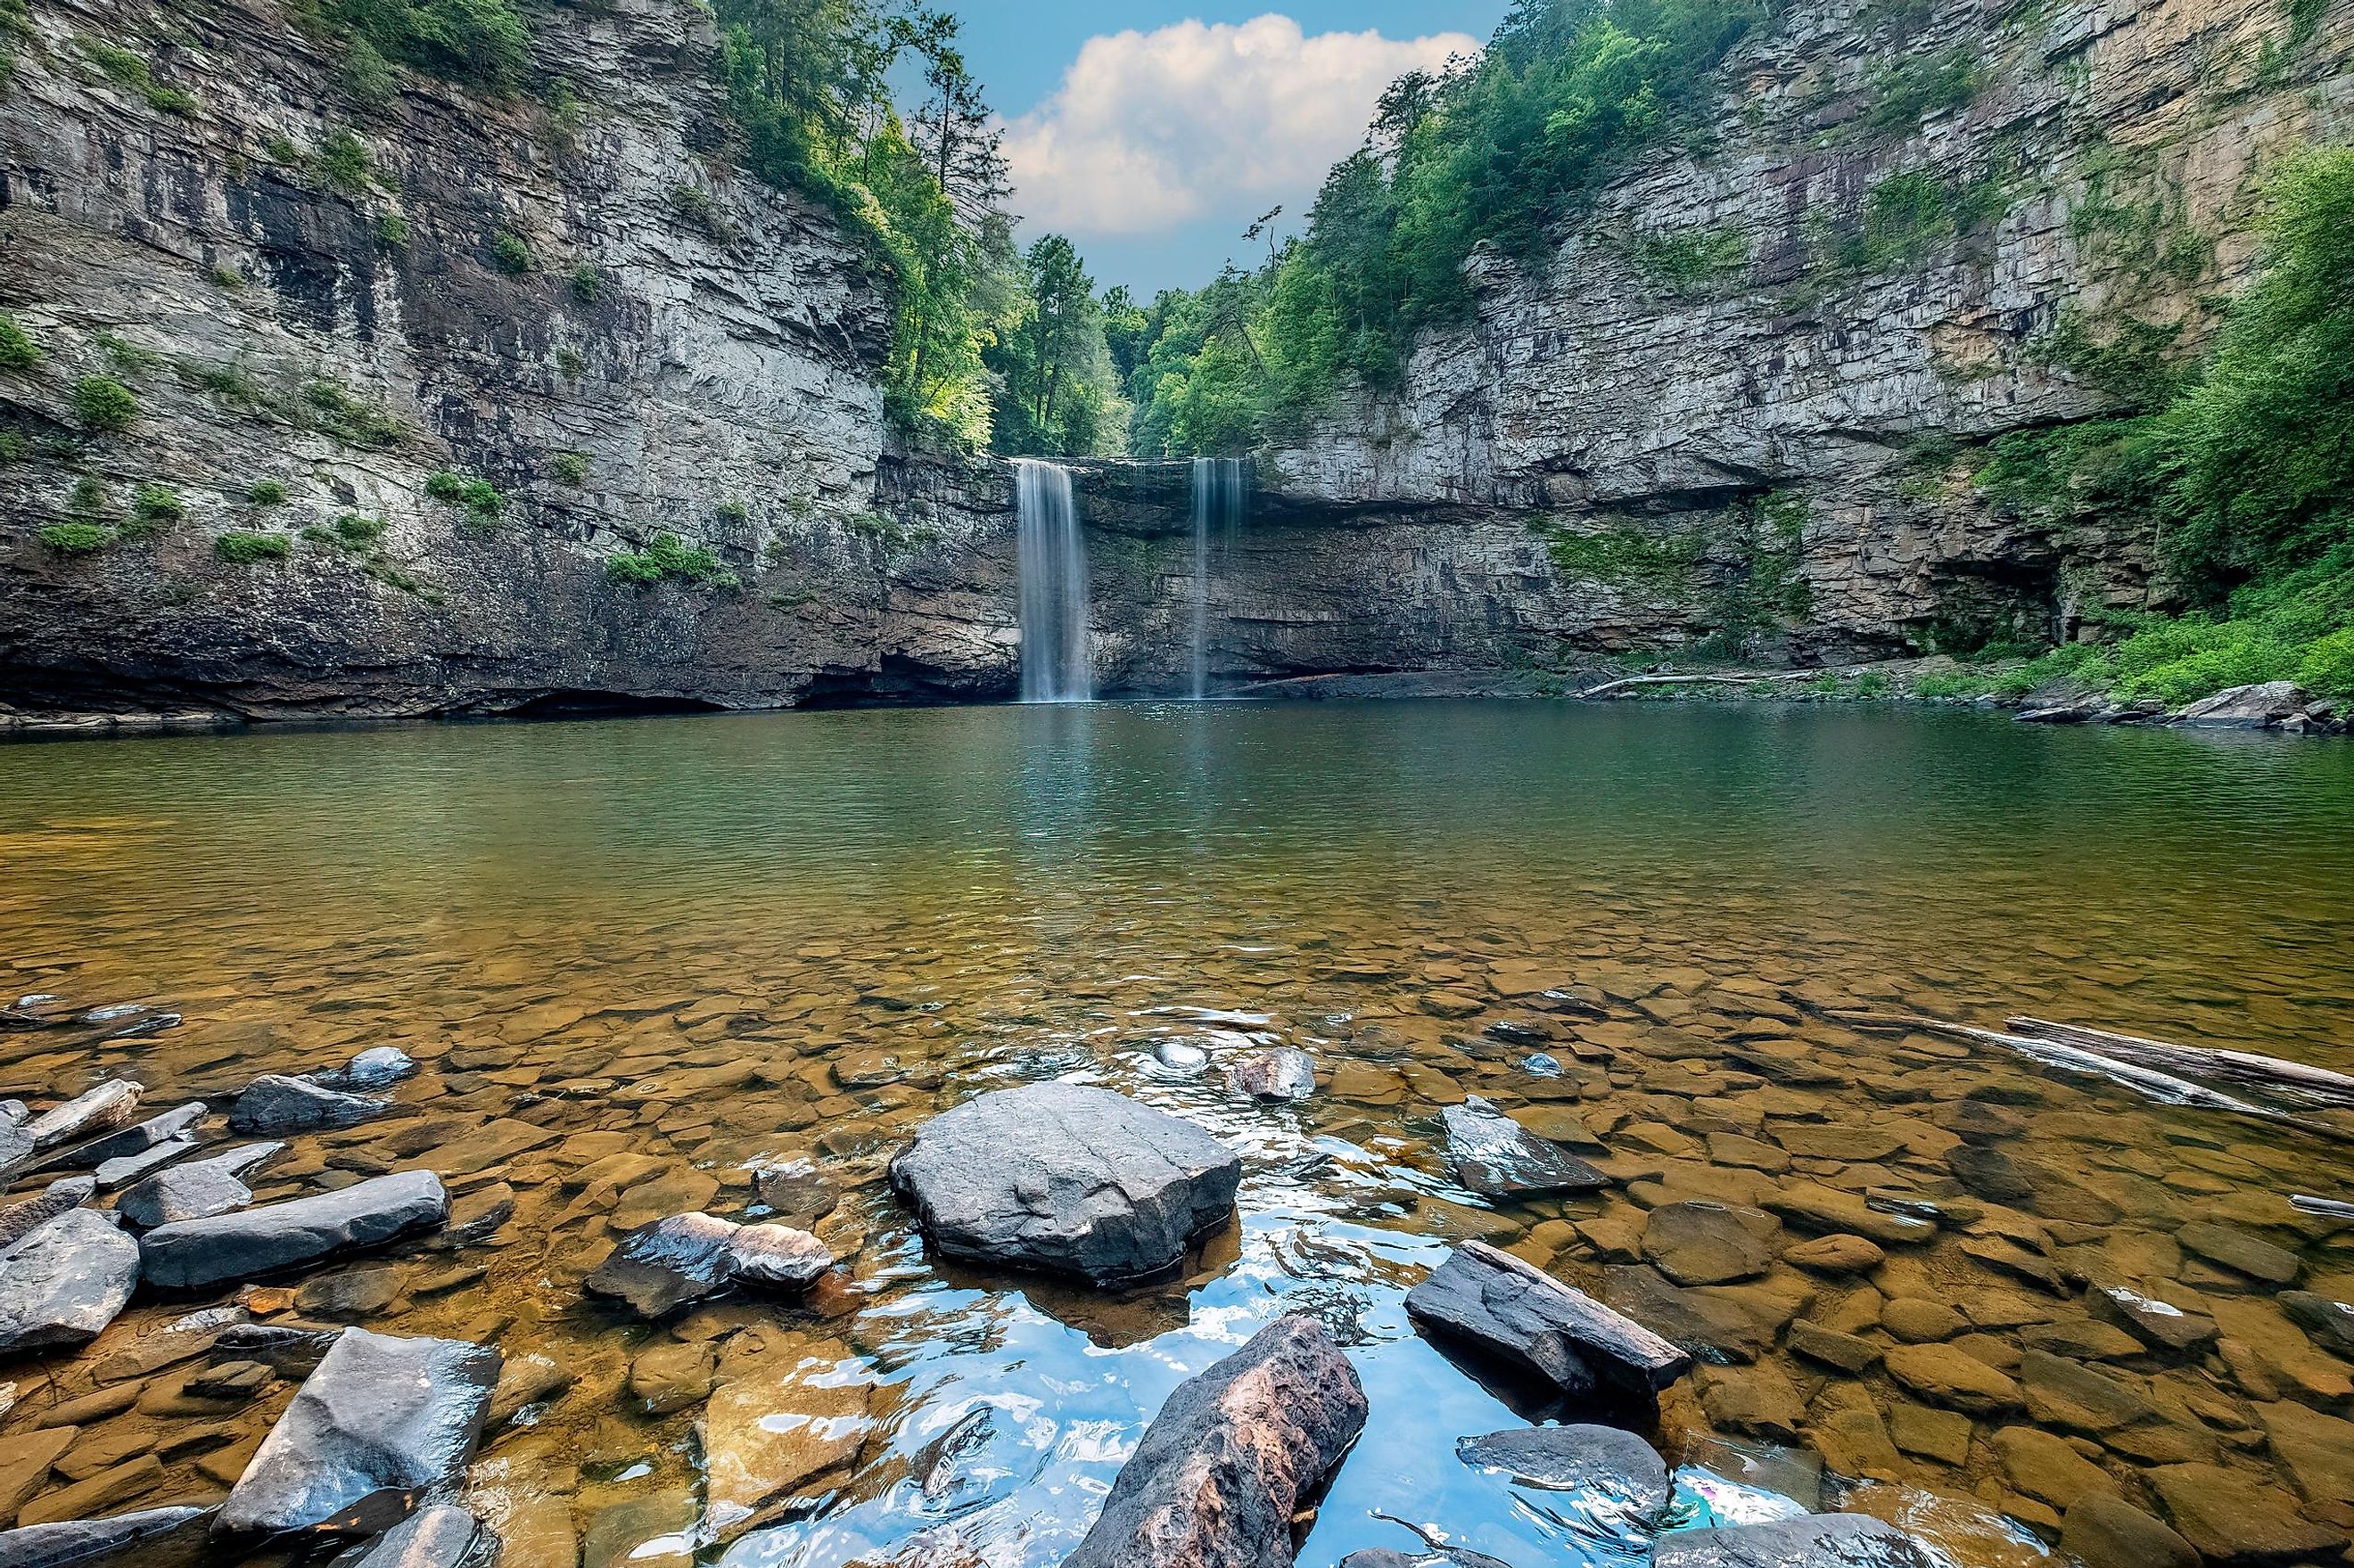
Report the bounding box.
[2060,1495,2198,1568]
[1782,1234,1883,1275]
[699,1338,876,1541]
[1882,1344,2021,1416]
[1990,1425,2119,1509]
[1641,1203,1779,1286]
[2146,1462,2348,1565]
[1062,1314,1366,1568]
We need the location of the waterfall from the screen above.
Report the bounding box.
[1187,457,1249,699]
[1015,458,1093,703]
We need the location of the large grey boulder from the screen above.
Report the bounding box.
[218,1327,501,1539]
[1406,1241,1691,1397]
[140,1170,447,1291]
[1653,1515,1935,1568]
[2174,682,2309,728]
[0,1209,141,1356]
[1657,1506,1930,1554]
[115,1143,283,1229]
[0,1504,215,1567]
[1441,1097,1608,1197]
[1063,1314,1366,1568]
[891,1083,1241,1285]
[323,1504,496,1568]
[228,1075,390,1135]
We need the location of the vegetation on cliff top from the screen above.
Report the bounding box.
[1930,146,2354,703]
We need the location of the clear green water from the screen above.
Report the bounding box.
[3,702,2350,1566]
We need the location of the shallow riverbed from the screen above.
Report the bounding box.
[3,702,2352,1567]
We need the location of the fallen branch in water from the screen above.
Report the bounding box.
[1825,1009,2354,1148]
[1576,671,1823,699]
[2006,1015,2354,1107]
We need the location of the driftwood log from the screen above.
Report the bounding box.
[1824,1010,2354,1148]
[2006,1016,2354,1107]
[1576,672,1822,699]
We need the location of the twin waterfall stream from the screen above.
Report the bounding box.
[1014,456,1249,702]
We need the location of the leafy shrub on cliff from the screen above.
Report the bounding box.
[490,231,533,273]
[0,313,38,371]
[320,130,373,193]
[249,479,290,505]
[39,521,111,554]
[215,530,292,563]
[122,482,185,540]
[300,0,529,89]
[552,451,588,486]
[71,376,138,431]
[1864,45,1984,130]
[303,379,407,447]
[606,531,726,586]
[333,512,387,545]
[424,468,505,524]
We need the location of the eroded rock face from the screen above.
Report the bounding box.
[1063,1313,1368,1568]
[139,1169,448,1291]
[218,1326,501,1538]
[890,1083,1241,1285]
[0,1209,141,1356]
[1408,1241,1691,1397]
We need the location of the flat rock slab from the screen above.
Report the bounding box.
[1407,1240,1691,1397]
[1225,1047,1316,1101]
[19,1082,144,1154]
[139,1170,447,1291]
[1458,1424,1669,1519]
[1063,1313,1367,1568]
[0,1504,215,1567]
[228,1076,390,1135]
[1442,1097,1608,1197]
[0,1209,141,1356]
[1653,1514,1936,1568]
[0,1175,97,1252]
[219,1326,501,1538]
[1642,1203,1779,1286]
[115,1143,284,1230]
[2147,1463,2348,1565]
[890,1083,1240,1285]
[40,1102,206,1175]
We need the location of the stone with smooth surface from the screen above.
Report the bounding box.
[138,1170,447,1291]
[0,1504,213,1568]
[1456,1424,1670,1518]
[1651,1514,1934,1567]
[114,1143,283,1230]
[0,1210,140,1356]
[228,1075,390,1136]
[1442,1096,1609,1197]
[218,1326,501,1537]
[891,1084,1240,1285]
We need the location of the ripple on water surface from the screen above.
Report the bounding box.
[2,701,2351,1568]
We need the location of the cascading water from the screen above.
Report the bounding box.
[1015,458,1093,702]
[1187,456,1249,699]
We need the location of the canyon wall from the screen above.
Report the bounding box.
[3,0,2350,726]
[0,0,1018,728]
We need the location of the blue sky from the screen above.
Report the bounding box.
[942,3,1513,295]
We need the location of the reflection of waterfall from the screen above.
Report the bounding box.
[1188,457,1249,700]
[1015,458,1093,703]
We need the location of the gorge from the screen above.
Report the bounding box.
[2,0,2348,730]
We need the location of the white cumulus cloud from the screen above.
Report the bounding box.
[1001,13,1479,239]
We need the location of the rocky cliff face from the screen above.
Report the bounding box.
[0,0,1022,729]
[4,0,2350,727]
[1249,0,2354,669]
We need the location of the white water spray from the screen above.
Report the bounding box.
[1015,459,1093,702]
[1188,457,1248,699]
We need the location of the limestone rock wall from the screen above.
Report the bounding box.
[0,0,1022,726]
[1255,0,2354,665]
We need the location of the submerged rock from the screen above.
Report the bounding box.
[1406,1240,1691,1397]
[1642,1203,1779,1286]
[585,1211,833,1318]
[1152,1040,1210,1071]
[324,1503,495,1568]
[1456,1424,1669,1518]
[218,1326,501,1538]
[1225,1047,1317,1101]
[115,1142,283,1230]
[1063,1313,1367,1568]
[700,1336,875,1539]
[317,1048,419,1093]
[1440,1097,1608,1197]
[0,1209,142,1356]
[0,1504,215,1567]
[890,1082,1241,1285]
[139,1169,448,1291]
[227,1075,391,1135]
[1652,1515,1935,1567]
[751,1159,838,1227]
